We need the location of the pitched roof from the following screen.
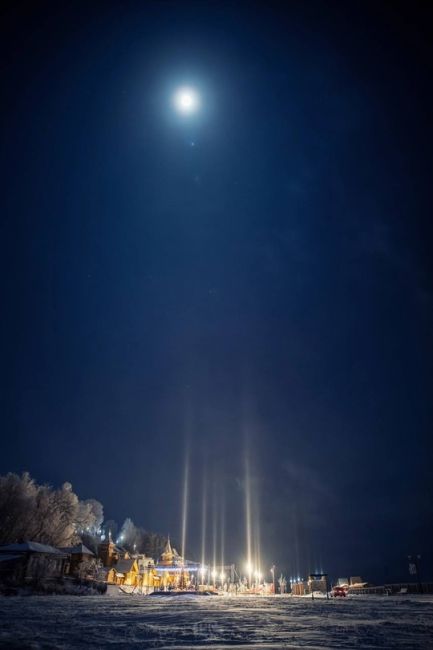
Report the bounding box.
[163,536,173,555]
[0,554,22,563]
[60,543,94,556]
[0,541,63,555]
[114,558,137,574]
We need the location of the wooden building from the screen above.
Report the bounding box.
[61,543,95,576]
[98,534,129,568]
[0,542,67,583]
[107,558,139,586]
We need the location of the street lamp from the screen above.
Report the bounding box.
[245,561,253,587]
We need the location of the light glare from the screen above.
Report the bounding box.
[173,87,200,114]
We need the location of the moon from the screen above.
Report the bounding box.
[173,87,200,114]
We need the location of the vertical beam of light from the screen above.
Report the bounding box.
[220,486,225,574]
[181,452,189,561]
[201,468,207,569]
[292,507,300,581]
[181,397,192,564]
[254,515,261,576]
[212,474,217,579]
[245,453,252,570]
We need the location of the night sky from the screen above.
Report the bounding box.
[2,1,433,583]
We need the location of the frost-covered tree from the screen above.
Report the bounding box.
[86,499,104,533]
[116,518,167,557]
[76,499,104,535]
[0,472,166,561]
[118,517,137,547]
[139,531,167,559]
[102,519,118,541]
[48,482,81,546]
[78,500,104,553]
[0,472,38,544]
[0,472,102,548]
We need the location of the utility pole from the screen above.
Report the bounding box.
[408,554,422,594]
[270,565,276,594]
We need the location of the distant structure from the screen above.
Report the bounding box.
[60,543,94,576]
[95,534,201,591]
[291,574,329,597]
[308,574,328,594]
[159,536,183,566]
[97,531,130,568]
[0,542,67,582]
[97,535,117,567]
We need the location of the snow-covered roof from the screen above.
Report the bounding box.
[60,543,94,556]
[137,555,155,569]
[0,541,64,555]
[0,554,22,562]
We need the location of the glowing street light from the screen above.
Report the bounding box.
[244,561,254,587]
[245,561,253,575]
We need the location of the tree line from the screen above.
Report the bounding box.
[0,472,167,559]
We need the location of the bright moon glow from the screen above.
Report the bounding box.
[173,87,200,114]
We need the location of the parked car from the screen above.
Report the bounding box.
[331,586,347,597]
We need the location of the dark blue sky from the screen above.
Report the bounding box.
[1,0,433,583]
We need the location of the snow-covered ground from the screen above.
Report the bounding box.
[0,594,432,649]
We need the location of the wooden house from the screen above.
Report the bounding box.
[60,543,95,576]
[107,558,139,586]
[0,542,67,583]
